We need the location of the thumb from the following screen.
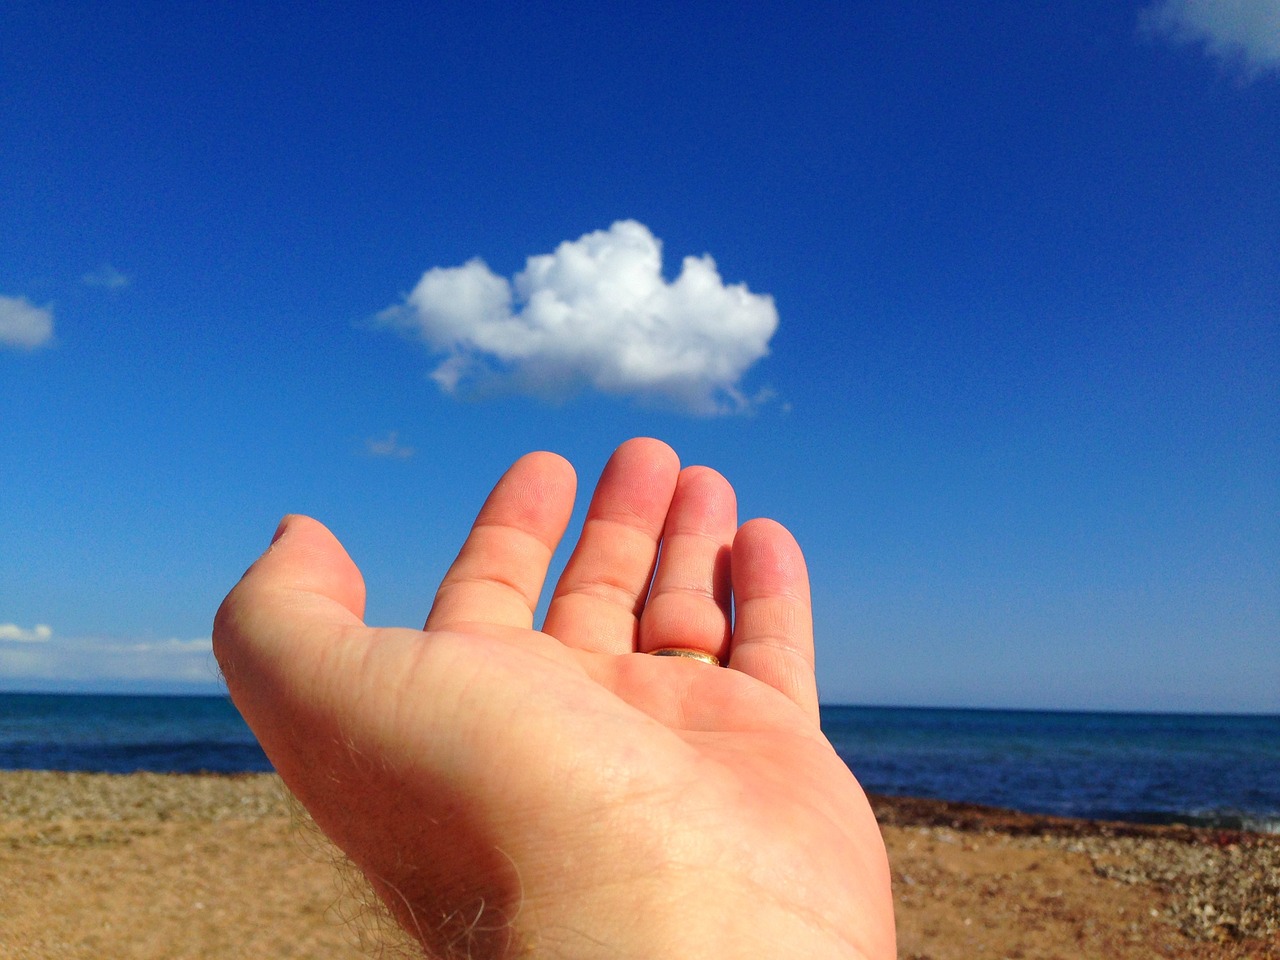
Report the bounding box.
[212,514,367,705]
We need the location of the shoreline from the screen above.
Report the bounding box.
[2,771,1277,959]
[869,792,1280,842]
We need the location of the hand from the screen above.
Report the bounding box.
[213,438,895,959]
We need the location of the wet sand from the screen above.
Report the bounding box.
[1,771,1276,959]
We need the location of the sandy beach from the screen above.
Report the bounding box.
[1,771,1276,959]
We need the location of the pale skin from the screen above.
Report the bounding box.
[213,437,896,960]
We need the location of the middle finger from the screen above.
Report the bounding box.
[542,438,680,653]
[638,465,737,663]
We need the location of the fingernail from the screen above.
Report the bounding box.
[270,516,290,545]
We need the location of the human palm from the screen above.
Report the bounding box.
[214,438,894,959]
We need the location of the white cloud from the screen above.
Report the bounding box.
[379,220,779,415]
[82,264,130,290]
[0,295,55,349]
[1141,0,1280,79]
[365,430,415,459]
[121,637,214,654]
[0,632,220,690]
[0,623,53,643]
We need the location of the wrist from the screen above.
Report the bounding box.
[510,866,878,960]
[490,765,894,960]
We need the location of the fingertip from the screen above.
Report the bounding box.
[729,517,819,721]
[477,450,579,548]
[575,437,682,532]
[674,465,738,514]
[267,513,328,551]
[270,515,290,545]
[609,437,681,482]
[532,450,579,503]
[732,518,810,600]
[233,513,367,622]
[214,513,369,706]
[429,449,580,631]
[267,512,326,540]
[616,435,678,459]
[512,449,575,478]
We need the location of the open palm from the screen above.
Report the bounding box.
[214,438,894,960]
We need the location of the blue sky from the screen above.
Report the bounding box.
[2,1,1276,712]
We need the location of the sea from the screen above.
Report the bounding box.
[1,693,1277,833]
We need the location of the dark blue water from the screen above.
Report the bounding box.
[0,693,270,774]
[2,694,1276,832]
[822,705,1280,833]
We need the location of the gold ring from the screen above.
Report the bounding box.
[650,647,721,667]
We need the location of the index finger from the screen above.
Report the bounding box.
[425,451,577,631]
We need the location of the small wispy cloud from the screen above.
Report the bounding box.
[1141,0,1280,80]
[120,637,213,654]
[0,623,53,643]
[365,431,415,459]
[82,264,130,290]
[0,295,55,350]
[0,630,219,689]
[377,220,779,415]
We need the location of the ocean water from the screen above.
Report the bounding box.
[823,705,1280,834]
[0,693,270,774]
[1,694,1276,832]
